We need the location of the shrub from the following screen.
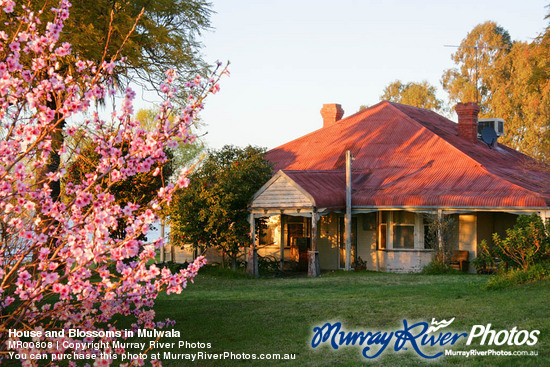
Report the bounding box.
[258,255,281,274]
[424,214,457,265]
[421,261,461,275]
[157,261,190,273]
[491,214,550,271]
[472,240,501,274]
[486,263,550,289]
[199,264,253,279]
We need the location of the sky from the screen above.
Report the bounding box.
[139,0,549,151]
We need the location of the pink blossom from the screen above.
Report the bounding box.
[38,247,50,260]
[43,272,59,285]
[21,231,33,240]
[94,358,110,367]
[210,83,220,94]
[0,2,223,363]
[75,59,86,72]
[9,41,20,52]
[111,170,122,182]
[18,270,31,282]
[160,83,170,94]
[177,170,190,188]
[55,42,71,56]
[52,283,63,293]
[2,0,15,13]
[66,126,77,136]
[2,296,15,307]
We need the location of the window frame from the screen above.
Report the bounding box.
[377,211,433,251]
[392,211,415,249]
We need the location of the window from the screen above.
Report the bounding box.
[378,212,387,249]
[259,216,281,247]
[377,211,435,250]
[392,211,415,249]
[284,216,310,248]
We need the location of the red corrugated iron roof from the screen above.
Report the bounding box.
[282,170,345,209]
[266,101,550,210]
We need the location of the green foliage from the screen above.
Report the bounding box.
[135,108,205,178]
[2,1,212,235]
[421,214,459,273]
[12,0,213,96]
[421,261,461,275]
[380,80,442,111]
[424,214,457,265]
[158,261,195,273]
[257,255,281,274]
[491,214,550,271]
[491,39,550,162]
[442,19,550,162]
[198,264,254,279]
[477,214,550,288]
[70,0,212,87]
[472,239,500,274]
[353,256,367,270]
[169,145,273,268]
[441,21,512,112]
[486,263,550,290]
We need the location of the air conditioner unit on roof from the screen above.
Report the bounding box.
[477,118,504,137]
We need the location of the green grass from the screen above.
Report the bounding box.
[486,264,550,289]
[144,271,550,366]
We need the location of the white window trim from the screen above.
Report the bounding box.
[378,211,387,250]
[379,211,432,251]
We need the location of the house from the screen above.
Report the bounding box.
[247,101,550,276]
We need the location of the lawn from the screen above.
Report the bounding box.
[148,269,549,366]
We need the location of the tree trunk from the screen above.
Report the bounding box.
[38,99,65,203]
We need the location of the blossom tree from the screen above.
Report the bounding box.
[0,1,225,365]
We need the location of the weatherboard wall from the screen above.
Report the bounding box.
[251,175,313,209]
[317,214,339,270]
[357,214,377,270]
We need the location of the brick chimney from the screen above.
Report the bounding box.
[455,102,480,143]
[321,104,344,128]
